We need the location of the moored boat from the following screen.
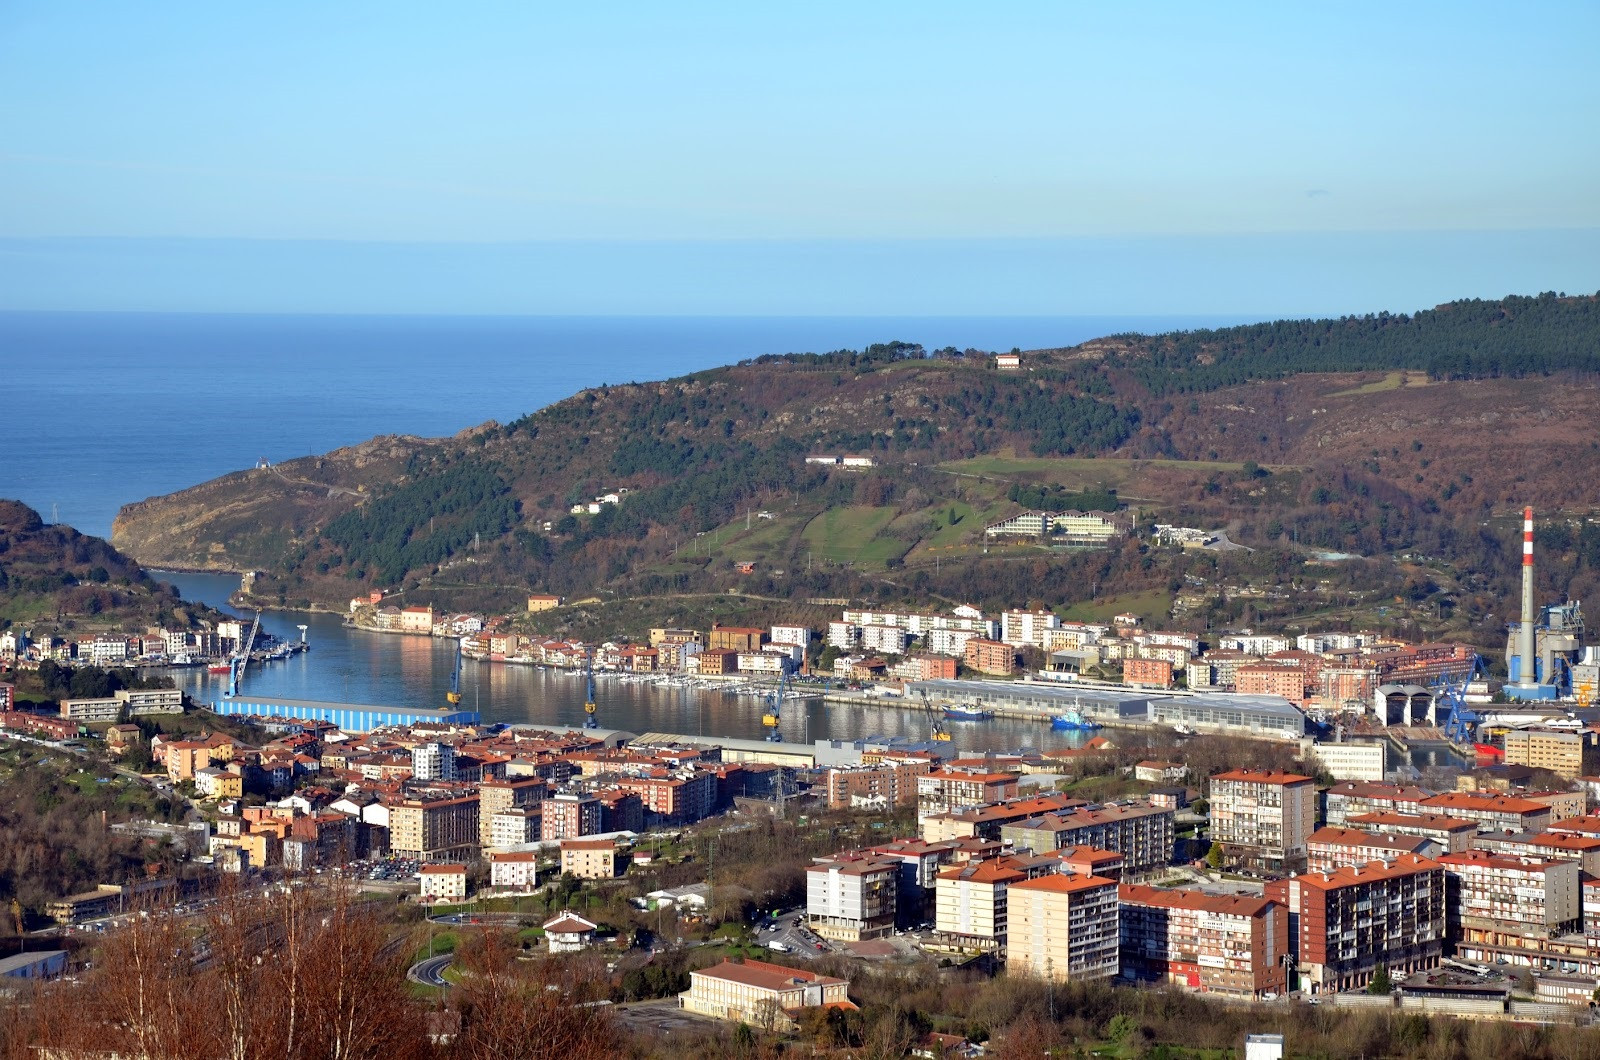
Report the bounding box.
[943,704,994,721]
[1051,709,1101,730]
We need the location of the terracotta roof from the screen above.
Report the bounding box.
[937,857,1028,884]
[1290,854,1441,890]
[1435,850,1565,872]
[1119,883,1276,917]
[692,958,846,992]
[1008,873,1115,895]
[1212,768,1313,785]
[1309,827,1430,853]
[559,838,616,850]
[542,914,597,934]
[1419,792,1548,814]
[1348,812,1478,832]
[420,863,466,873]
[1549,816,1600,835]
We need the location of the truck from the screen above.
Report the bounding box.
[765,941,790,953]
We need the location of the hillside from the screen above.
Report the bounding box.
[0,500,223,637]
[110,293,1600,646]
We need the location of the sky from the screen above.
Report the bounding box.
[0,2,1596,315]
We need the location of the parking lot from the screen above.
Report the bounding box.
[612,998,721,1035]
[757,910,832,960]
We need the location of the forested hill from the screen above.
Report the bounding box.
[1086,291,1600,393]
[0,500,220,635]
[111,292,1600,617]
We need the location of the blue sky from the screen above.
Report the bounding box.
[0,2,1595,314]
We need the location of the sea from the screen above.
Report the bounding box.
[2,310,1255,750]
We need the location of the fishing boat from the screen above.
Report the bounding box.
[1050,709,1101,731]
[207,662,233,674]
[943,704,994,721]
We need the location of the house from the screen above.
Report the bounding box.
[543,911,598,953]
[995,353,1021,370]
[526,594,563,613]
[399,606,435,634]
[679,958,855,1030]
[419,863,468,904]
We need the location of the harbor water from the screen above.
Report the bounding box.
[157,571,1097,754]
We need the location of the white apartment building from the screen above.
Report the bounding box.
[827,622,859,649]
[736,651,795,675]
[1296,632,1373,653]
[926,627,980,657]
[1001,610,1060,649]
[411,741,457,782]
[806,855,899,941]
[842,610,994,637]
[859,624,911,655]
[1307,741,1385,782]
[490,807,542,848]
[1217,633,1293,656]
[418,864,468,904]
[488,851,539,891]
[1044,623,1107,651]
[769,625,812,650]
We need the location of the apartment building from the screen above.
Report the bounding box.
[1345,813,1477,854]
[477,777,548,847]
[389,796,480,861]
[59,697,123,723]
[826,761,932,811]
[679,959,853,1031]
[864,838,962,927]
[1265,854,1447,995]
[489,806,542,848]
[1417,792,1552,834]
[542,792,602,839]
[920,793,1088,843]
[1502,728,1599,778]
[889,654,959,682]
[963,638,1017,676]
[1323,782,1431,827]
[1436,850,1582,939]
[1000,803,1175,878]
[1118,886,1289,999]
[1001,610,1060,649]
[1007,873,1120,982]
[559,838,618,880]
[806,854,900,941]
[1123,657,1174,689]
[411,741,457,782]
[708,625,764,652]
[1469,830,1600,875]
[418,863,467,903]
[1307,827,1436,873]
[489,850,539,891]
[926,627,980,657]
[859,624,911,655]
[116,688,185,716]
[1209,769,1317,875]
[916,769,1020,822]
[615,769,717,825]
[934,857,1031,950]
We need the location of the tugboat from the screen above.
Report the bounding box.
[1051,708,1101,731]
[943,704,994,721]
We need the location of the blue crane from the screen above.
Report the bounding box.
[583,653,600,729]
[446,640,463,706]
[761,670,789,742]
[226,612,262,698]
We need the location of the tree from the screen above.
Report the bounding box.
[1368,965,1393,994]
[1204,843,1224,870]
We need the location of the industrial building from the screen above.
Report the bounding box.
[212,695,480,732]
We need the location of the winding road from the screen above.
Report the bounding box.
[407,953,454,988]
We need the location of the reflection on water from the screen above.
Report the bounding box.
[156,570,1097,753]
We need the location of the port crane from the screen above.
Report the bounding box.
[1435,654,1485,744]
[761,671,789,742]
[919,689,952,742]
[446,640,463,706]
[583,652,600,729]
[226,611,263,697]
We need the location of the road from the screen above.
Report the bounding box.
[407,953,454,988]
[757,910,831,960]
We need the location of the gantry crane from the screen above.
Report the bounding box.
[583,652,600,729]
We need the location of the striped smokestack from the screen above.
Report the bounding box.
[1520,506,1537,684]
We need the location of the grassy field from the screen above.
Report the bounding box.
[800,506,906,565]
[1327,369,1432,398]
[1059,588,1174,626]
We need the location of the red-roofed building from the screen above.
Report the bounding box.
[1118,885,1289,998]
[1417,792,1552,834]
[680,958,853,1030]
[1307,827,1437,873]
[1007,873,1120,982]
[1209,769,1317,875]
[915,768,1020,822]
[1264,855,1446,995]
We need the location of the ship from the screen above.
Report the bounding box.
[1050,709,1101,731]
[207,662,233,674]
[943,705,994,721]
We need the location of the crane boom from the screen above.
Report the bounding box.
[447,640,463,705]
[227,612,262,697]
[583,652,599,729]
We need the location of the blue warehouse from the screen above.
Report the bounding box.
[212,695,480,732]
